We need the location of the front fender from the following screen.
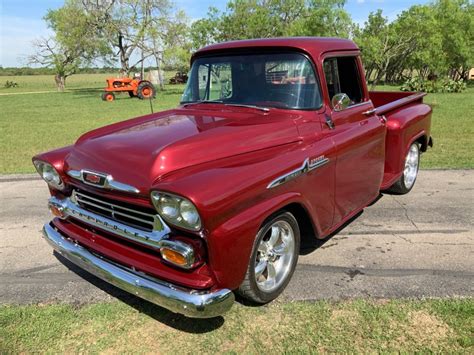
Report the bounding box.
[206,192,305,290]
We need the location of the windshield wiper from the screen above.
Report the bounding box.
[182,100,224,108]
[224,103,270,112]
[182,101,270,112]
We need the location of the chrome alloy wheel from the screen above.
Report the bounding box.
[254,220,296,292]
[403,143,420,189]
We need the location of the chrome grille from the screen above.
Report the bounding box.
[72,190,157,232]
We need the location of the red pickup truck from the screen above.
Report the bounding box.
[34,38,432,318]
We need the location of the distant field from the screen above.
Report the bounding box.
[0,73,111,93]
[0,74,185,174]
[0,72,177,93]
[0,74,473,173]
[1,299,472,353]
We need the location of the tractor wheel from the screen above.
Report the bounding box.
[137,82,156,100]
[128,91,135,98]
[101,92,115,102]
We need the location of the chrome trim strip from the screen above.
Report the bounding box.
[67,169,81,179]
[67,169,140,194]
[43,223,234,318]
[49,196,170,249]
[346,100,372,110]
[267,157,330,189]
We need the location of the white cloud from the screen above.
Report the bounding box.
[0,15,51,67]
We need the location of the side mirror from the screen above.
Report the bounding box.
[331,93,351,111]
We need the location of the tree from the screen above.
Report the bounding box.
[161,10,192,73]
[146,7,190,87]
[355,1,473,85]
[191,0,353,49]
[79,0,183,78]
[354,10,418,87]
[391,5,444,81]
[190,7,221,49]
[28,38,79,91]
[288,0,353,38]
[434,0,474,80]
[29,1,109,91]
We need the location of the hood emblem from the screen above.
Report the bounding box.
[67,169,140,194]
[83,171,106,186]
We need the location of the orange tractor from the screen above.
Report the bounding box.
[101,74,156,101]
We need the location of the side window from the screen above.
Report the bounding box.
[323,56,363,106]
[198,65,209,99]
[209,63,233,100]
[196,63,233,101]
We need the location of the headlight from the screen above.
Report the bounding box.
[33,160,64,190]
[151,191,201,231]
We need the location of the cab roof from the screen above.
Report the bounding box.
[193,37,359,60]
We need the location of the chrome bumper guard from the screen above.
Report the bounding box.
[42,223,235,318]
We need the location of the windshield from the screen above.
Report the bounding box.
[181,52,322,110]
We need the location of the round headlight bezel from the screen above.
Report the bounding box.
[151,191,202,232]
[33,160,64,190]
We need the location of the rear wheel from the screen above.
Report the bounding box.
[137,82,156,100]
[101,92,115,102]
[237,211,300,304]
[387,143,420,194]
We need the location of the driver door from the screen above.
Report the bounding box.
[321,55,386,225]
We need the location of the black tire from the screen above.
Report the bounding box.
[128,91,135,98]
[101,92,115,101]
[386,143,420,194]
[137,81,156,100]
[237,211,300,304]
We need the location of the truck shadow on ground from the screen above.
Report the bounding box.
[299,210,364,255]
[54,252,225,333]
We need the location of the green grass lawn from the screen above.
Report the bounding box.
[0,75,473,174]
[1,299,472,353]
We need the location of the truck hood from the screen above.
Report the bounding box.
[64,108,300,193]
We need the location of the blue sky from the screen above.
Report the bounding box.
[0,0,430,67]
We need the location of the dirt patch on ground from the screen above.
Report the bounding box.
[396,310,451,347]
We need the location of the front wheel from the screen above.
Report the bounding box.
[101,92,115,102]
[387,142,420,194]
[237,211,300,304]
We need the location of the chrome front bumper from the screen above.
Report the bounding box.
[42,223,235,318]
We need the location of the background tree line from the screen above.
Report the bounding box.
[27,0,473,91]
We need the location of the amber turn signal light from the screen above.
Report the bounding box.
[160,248,188,266]
[49,204,65,218]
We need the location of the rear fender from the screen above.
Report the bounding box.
[381,103,432,189]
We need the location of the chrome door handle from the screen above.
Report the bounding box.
[362,109,376,116]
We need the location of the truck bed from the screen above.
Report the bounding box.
[369,91,426,115]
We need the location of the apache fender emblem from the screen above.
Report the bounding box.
[267,155,330,189]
